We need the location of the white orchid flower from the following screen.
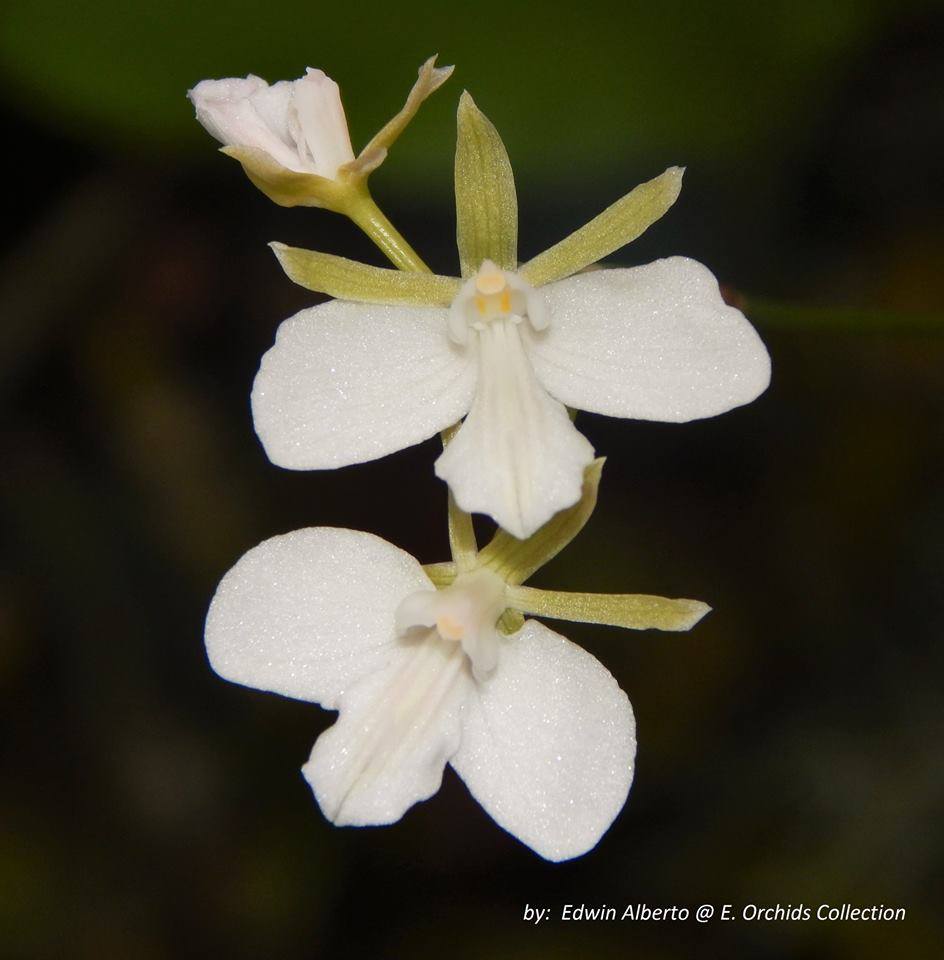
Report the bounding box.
[188,56,452,211]
[253,93,771,539]
[205,463,709,861]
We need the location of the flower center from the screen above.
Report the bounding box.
[448,259,547,345]
[435,613,466,642]
[395,569,507,681]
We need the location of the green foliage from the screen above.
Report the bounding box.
[0,0,912,188]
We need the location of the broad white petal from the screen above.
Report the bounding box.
[205,527,431,707]
[292,68,355,179]
[435,319,594,539]
[451,620,636,862]
[252,301,476,469]
[245,79,297,160]
[528,258,771,422]
[304,635,471,825]
[188,76,304,172]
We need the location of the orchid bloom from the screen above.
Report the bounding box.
[188,56,452,210]
[252,93,771,539]
[205,462,709,861]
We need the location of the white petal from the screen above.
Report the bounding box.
[451,620,636,862]
[188,76,304,172]
[527,257,771,422]
[435,319,594,539]
[292,69,356,179]
[252,301,476,470]
[189,76,264,140]
[304,635,471,825]
[205,527,431,707]
[244,79,297,158]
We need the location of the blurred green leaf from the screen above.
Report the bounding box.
[742,295,944,332]
[0,0,918,188]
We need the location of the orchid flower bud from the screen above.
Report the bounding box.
[188,56,452,210]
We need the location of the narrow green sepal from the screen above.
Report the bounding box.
[506,585,711,632]
[520,166,684,288]
[221,145,345,209]
[477,459,604,586]
[423,562,456,587]
[344,55,454,179]
[270,243,459,304]
[454,92,518,277]
[497,608,526,636]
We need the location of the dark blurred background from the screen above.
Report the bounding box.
[2,1,943,957]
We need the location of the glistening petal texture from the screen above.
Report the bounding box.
[205,527,432,708]
[304,636,471,825]
[189,76,267,142]
[451,620,636,862]
[189,76,304,172]
[528,257,771,422]
[252,301,476,469]
[246,80,295,148]
[434,320,594,539]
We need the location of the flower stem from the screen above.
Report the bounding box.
[447,492,478,573]
[345,187,431,273]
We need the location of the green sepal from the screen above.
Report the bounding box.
[221,145,345,209]
[520,166,684,288]
[454,92,518,278]
[497,608,525,636]
[423,562,456,587]
[343,55,454,179]
[270,243,459,304]
[476,458,604,586]
[506,585,710,632]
